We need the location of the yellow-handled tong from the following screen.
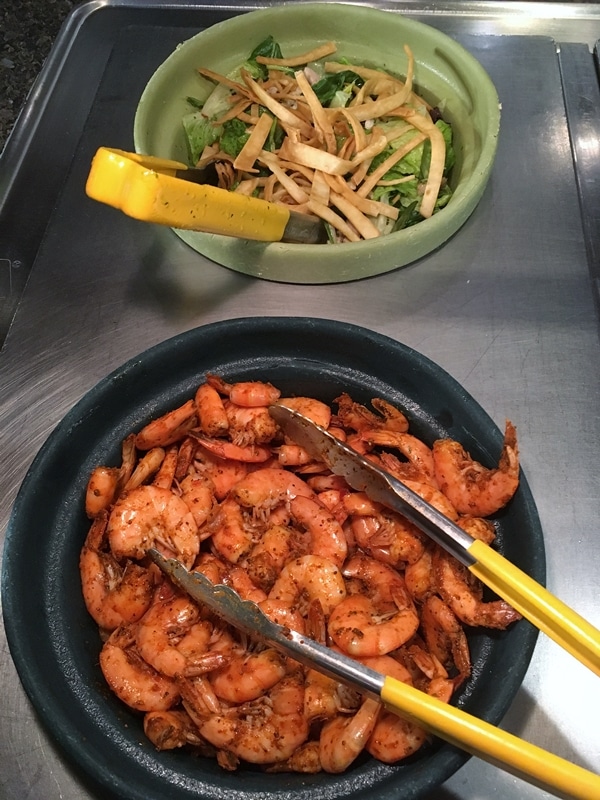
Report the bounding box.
[269,405,600,679]
[148,548,600,800]
[85,147,327,243]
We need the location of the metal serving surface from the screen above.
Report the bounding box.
[1,2,599,798]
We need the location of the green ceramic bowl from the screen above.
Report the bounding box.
[134,4,500,283]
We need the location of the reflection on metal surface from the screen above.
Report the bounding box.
[559,42,600,315]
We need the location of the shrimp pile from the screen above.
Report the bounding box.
[80,375,522,773]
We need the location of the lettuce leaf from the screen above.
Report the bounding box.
[182,111,222,163]
[219,119,250,158]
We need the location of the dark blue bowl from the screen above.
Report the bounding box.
[2,317,543,800]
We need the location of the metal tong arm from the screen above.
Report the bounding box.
[269,405,600,678]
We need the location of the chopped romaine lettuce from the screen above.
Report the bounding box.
[311,70,364,106]
[219,119,250,158]
[182,111,222,163]
[201,82,234,121]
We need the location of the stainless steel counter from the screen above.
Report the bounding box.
[1,2,599,798]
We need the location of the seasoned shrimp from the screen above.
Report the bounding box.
[194,382,229,437]
[432,421,520,517]
[269,554,347,617]
[232,468,316,518]
[329,554,419,657]
[404,545,435,602]
[179,473,215,529]
[224,400,278,446]
[192,435,272,463]
[319,696,381,773]
[85,465,120,517]
[457,514,497,545]
[350,510,424,567]
[197,672,309,765]
[335,393,408,433]
[79,511,154,630]
[123,447,166,492]
[136,593,226,678]
[99,625,180,712]
[363,430,437,487]
[207,374,281,407]
[208,497,256,564]
[349,654,430,763]
[211,648,287,703]
[135,399,197,450]
[194,448,248,500]
[420,594,471,684]
[289,495,348,568]
[243,524,299,592]
[402,478,460,521]
[152,444,179,490]
[259,599,307,635]
[304,668,361,723]
[144,709,208,751]
[265,741,322,774]
[367,710,428,763]
[107,484,199,568]
[433,547,521,629]
[278,396,332,428]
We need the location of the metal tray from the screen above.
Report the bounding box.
[1,2,600,799]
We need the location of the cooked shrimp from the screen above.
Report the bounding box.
[432,421,520,516]
[208,497,256,564]
[350,509,424,567]
[135,399,197,450]
[197,672,309,765]
[433,547,521,629]
[420,594,471,684]
[457,514,497,544]
[144,709,207,751]
[192,435,273,463]
[99,625,180,712]
[85,465,120,517]
[207,374,281,407]
[259,599,307,635]
[277,396,332,428]
[224,400,278,446]
[265,740,322,773]
[179,473,215,529]
[329,554,419,656]
[304,669,360,723]
[174,436,198,480]
[227,565,268,603]
[289,495,348,568]
[367,710,428,763]
[136,593,222,678]
[211,648,287,703]
[152,444,179,490]
[319,696,381,773]
[364,430,437,486]
[194,382,229,437]
[107,484,199,568]
[79,512,154,630]
[232,468,315,518]
[404,545,435,602]
[402,478,460,520]
[335,393,408,433]
[194,448,248,500]
[276,444,315,467]
[122,446,166,491]
[243,524,299,592]
[269,554,347,617]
